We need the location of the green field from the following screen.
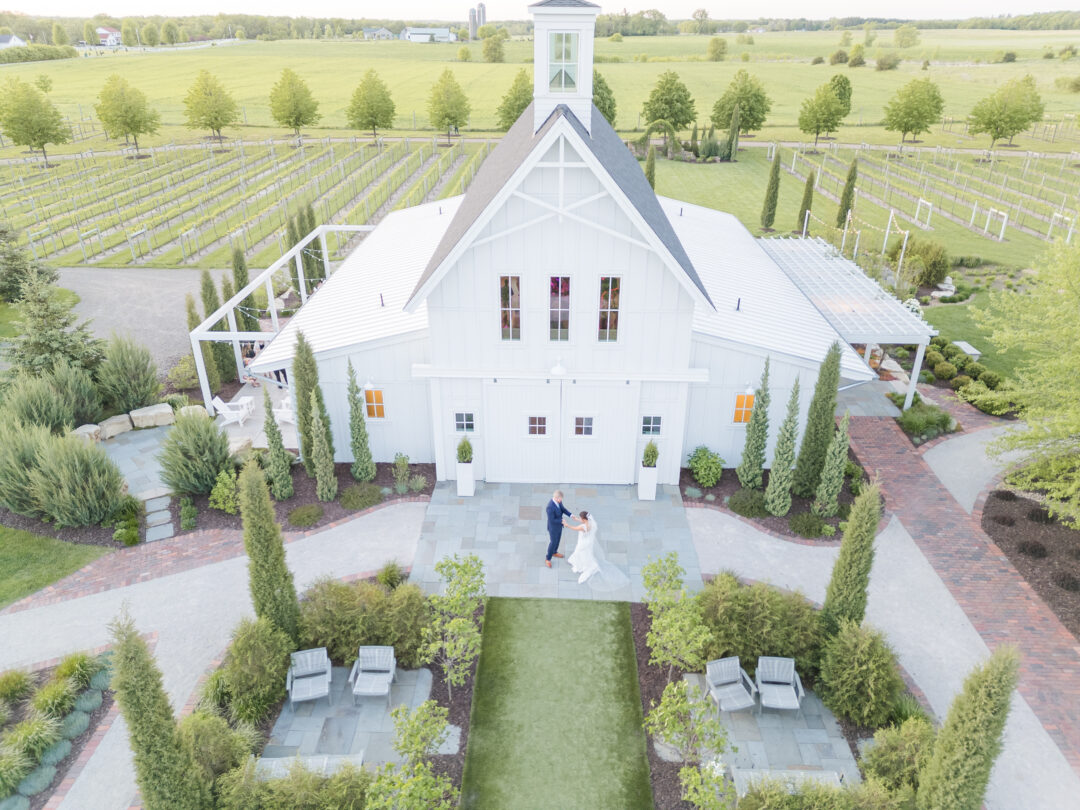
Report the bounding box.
[2,29,1080,158]
[461,598,652,809]
[0,526,108,608]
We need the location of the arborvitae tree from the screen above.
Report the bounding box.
[347,361,376,481]
[707,124,715,140]
[310,391,338,502]
[917,647,1020,810]
[200,270,235,383]
[110,610,209,810]
[836,158,858,229]
[238,460,300,643]
[760,149,780,230]
[262,390,294,500]
[724,104,741,160]
[231,249,258,332]
[645,145,656,190]
[292,331,319,476]
[793,341,842,498]
[813,412,851,518]
[797,170,815,233]
[286,216,303,295]
[689,122,699,157]
[765,379,800,517]
[820,482,880,637]
[303,203,322,291]
[736,358,770,490]
[185,293,220,394]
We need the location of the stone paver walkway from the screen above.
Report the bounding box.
[412,482,701,602]
[0,503,427,810]
[101,426,175,542]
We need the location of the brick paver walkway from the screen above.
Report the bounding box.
[849,415,1080,775]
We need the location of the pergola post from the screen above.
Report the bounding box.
[904,341,927,411]
[227,310,245,380]
[295,252,308,305]
[191,334,215,416]
[266,277,279,332]
[319,230,331,283]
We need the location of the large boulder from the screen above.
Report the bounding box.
[70,424,102,444]
[130,403,175,429]
[98,414,133,440]
[178,405,211,420]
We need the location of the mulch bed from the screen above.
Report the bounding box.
[629,603,692,810]
[428,605,483,794]
[170,461,435,536]
[981,489,1080,640]
[677,454,862,543]
[6,664,117,810]
[0,507,121,548]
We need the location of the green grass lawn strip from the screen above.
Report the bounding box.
[922,291,1033,377]
[461,597,652,810]
[0,526,108,608]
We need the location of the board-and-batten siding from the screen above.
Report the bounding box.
[684,336,820,469]
[311,333,435,465]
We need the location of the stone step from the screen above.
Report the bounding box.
[145,496,172,513]
[132,485,171,502]
[146,510,171,528]
[145,523,175,543]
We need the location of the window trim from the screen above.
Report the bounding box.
[548,31,579,94]
[571,414,596,439]
[454,411,476,433]
[364,388,386,420]
[548,274,571,342]
[597,275,621,343]
[526,414,550,438]
[733,393,755,424]
[641,415,662,436]
[499,274,522,342]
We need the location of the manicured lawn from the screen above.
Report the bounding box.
[0,289,80,340]
[461,597,652,810]
[0,526,108,608]
[923,291,1033,378]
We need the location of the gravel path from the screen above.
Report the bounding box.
[57,267,228,372]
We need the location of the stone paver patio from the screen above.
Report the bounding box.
[411,482,701,602]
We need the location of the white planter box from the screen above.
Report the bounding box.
[456,462,475,497]
[638,465,658,501]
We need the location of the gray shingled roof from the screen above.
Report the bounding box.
[409,103,713,308]
[530,0,600,7]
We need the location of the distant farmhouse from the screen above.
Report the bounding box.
[95,26,122,46]
[0,33,27,49]
[400,26,457,43]
[363,26,393,40]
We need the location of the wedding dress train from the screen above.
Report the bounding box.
[568,516,630,591]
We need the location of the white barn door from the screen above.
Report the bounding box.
[560,381,638,484]
[482,380,561,482]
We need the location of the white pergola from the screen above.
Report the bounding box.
[760,237,937,410]
[189,224,373,415]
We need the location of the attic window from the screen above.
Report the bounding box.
[549,32,578,93]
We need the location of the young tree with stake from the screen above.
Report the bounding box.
[183,70,240,141]
[428,69,471,145]
[798,83,843,147]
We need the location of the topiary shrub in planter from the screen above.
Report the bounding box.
[818,620,903,727]
[30,679,75,721]
[287,504,323,528]
[159,414,231,495]
[862,716,935,792]
[933,361,957,381]
[728,488,769,518]
[688,445,724,488]
[789,511,825,538]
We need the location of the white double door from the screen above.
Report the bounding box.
[483,378,640,484]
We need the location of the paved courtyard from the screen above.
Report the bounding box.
[411,482,702,602]
[101,425,176,542]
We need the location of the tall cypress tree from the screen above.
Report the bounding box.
[689,122,699,157]
[797,170,815,233]
[347,361,376,481]
[304,203,323,292]
[645,145,656,190]
[736,358,770,490]
[760,150,781,230]
[917,647,1020,810]
[292,331,319,476]
[185,293,220,395]
[199,270,236,383]
[286,215,302,295]
[764,379,800,517]
[262,390,294,500]
[793,342,842,498]
[238,460,300,643]
[813,412,851,518]
[836,158,858,229]
[231,248,258,332]
[724,104,740,160]
[109,610,209,810]
[819,482,880,637]
[310,390,338,502]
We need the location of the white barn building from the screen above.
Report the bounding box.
[250,0,880,487]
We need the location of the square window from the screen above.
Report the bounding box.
[734,393,755,424]
[364,388,385,419]
[455,412,475,432]
[642,416,662,435]
[574,417,593,436]
[528,416,547,436]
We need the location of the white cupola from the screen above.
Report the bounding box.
[528,0,599,134]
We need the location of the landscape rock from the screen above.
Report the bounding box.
[98,414,133,440]
[70,424,102,444]
[130,403,175,429]
[228,436,254,457]
[178,405,211,420]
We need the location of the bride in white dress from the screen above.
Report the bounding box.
[563,511,630,591]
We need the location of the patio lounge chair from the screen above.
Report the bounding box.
[348,646,396,707]
[755,656,805,719]
[211,395,255,426]
[287,647,332,709]
[705,657,757,713]
[272,398,295,425]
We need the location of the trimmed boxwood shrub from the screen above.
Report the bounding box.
[933,361,957,381]
[924,350,945,368]
[930,336,948,349]
[951,374,973,390]
[221,618,292,724]
[818,620,903,727]
[287,504,323,528]
[941,343,963,359]
[339,483,383,512]
[30,438,124,528]
[687,445,724,488]
[159,414,231,495]
[789,511,825,538]
[965,362,987,381]
[728,488,769,518]
[979,370,1002,390]
[30,680,75,720]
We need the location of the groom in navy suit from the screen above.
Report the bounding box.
[545,489,572,568]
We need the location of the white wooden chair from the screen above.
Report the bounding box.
[755,656,805,719]
[706,657,757,713]
[272,398,295,425]
[286,647,332,708]
[211,395,254,426]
